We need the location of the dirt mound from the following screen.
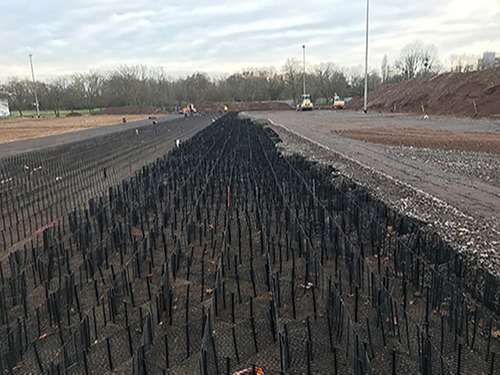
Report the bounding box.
[197,101,291,113]
[99,105,168,115]
[346,67,500,118]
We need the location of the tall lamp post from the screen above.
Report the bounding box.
[363,0,369,113]
[28,54,40,118]
[302,44,306,96]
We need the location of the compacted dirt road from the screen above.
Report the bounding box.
[246,109,500,277]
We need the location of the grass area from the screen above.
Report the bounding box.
[1,109,96,119]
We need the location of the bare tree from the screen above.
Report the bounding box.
[282,58,302,104]
[71,71,104,113]
[447,53,477,73]
[381,54,389,83]
[395,40,440,80]
[105,65,151,107]
[45,78,69,116]
[314,63,349,102]
[314,63,334,101]
[265,70,284,100]
[149,67,173,107]
[1,78,32,116]
[349,71,382,97]
[240,70,260,101]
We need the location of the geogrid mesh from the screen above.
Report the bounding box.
[1,114,500,375]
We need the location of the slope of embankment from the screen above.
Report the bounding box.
[346,67,500,118]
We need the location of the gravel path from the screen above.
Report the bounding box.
[244,110,500,278]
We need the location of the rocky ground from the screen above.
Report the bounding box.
[245,110,500,282]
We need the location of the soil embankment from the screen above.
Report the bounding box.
[347,67,500,119]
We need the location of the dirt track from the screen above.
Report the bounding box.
[246,109,500,276]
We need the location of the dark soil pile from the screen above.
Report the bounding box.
[346,67,500,118]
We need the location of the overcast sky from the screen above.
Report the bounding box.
[0,0,498,81]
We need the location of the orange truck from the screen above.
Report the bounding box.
[332,93,345,109]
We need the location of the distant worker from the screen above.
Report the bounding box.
[224,105,228,112]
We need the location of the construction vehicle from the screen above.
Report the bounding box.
[296,94,314,111]
[332,93,345,110]
[181,103,197,117]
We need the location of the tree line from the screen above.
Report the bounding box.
[1,40,449,116]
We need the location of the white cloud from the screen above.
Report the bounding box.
[0,0,498,81]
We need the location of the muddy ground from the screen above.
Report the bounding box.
[0,114,165,144]
[246,110,500,279]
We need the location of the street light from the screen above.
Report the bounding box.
[28,54,40,118]
[363,0,369,113]
[302,44,306,96]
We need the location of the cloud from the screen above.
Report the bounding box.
[0,0,498,81]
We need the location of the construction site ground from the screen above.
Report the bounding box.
[0,114,168,145]
[2,109,499,272]
[2,109,499,274]
[245,110,500,279]
[1,108,500,373]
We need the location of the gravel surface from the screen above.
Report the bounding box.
[386,147,500,188]
[244,110,500,280]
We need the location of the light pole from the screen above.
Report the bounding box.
[302,44,306,96]
[28,54,40,118]
[363,0,369,113]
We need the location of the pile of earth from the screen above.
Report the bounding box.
[346,67,500,119]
